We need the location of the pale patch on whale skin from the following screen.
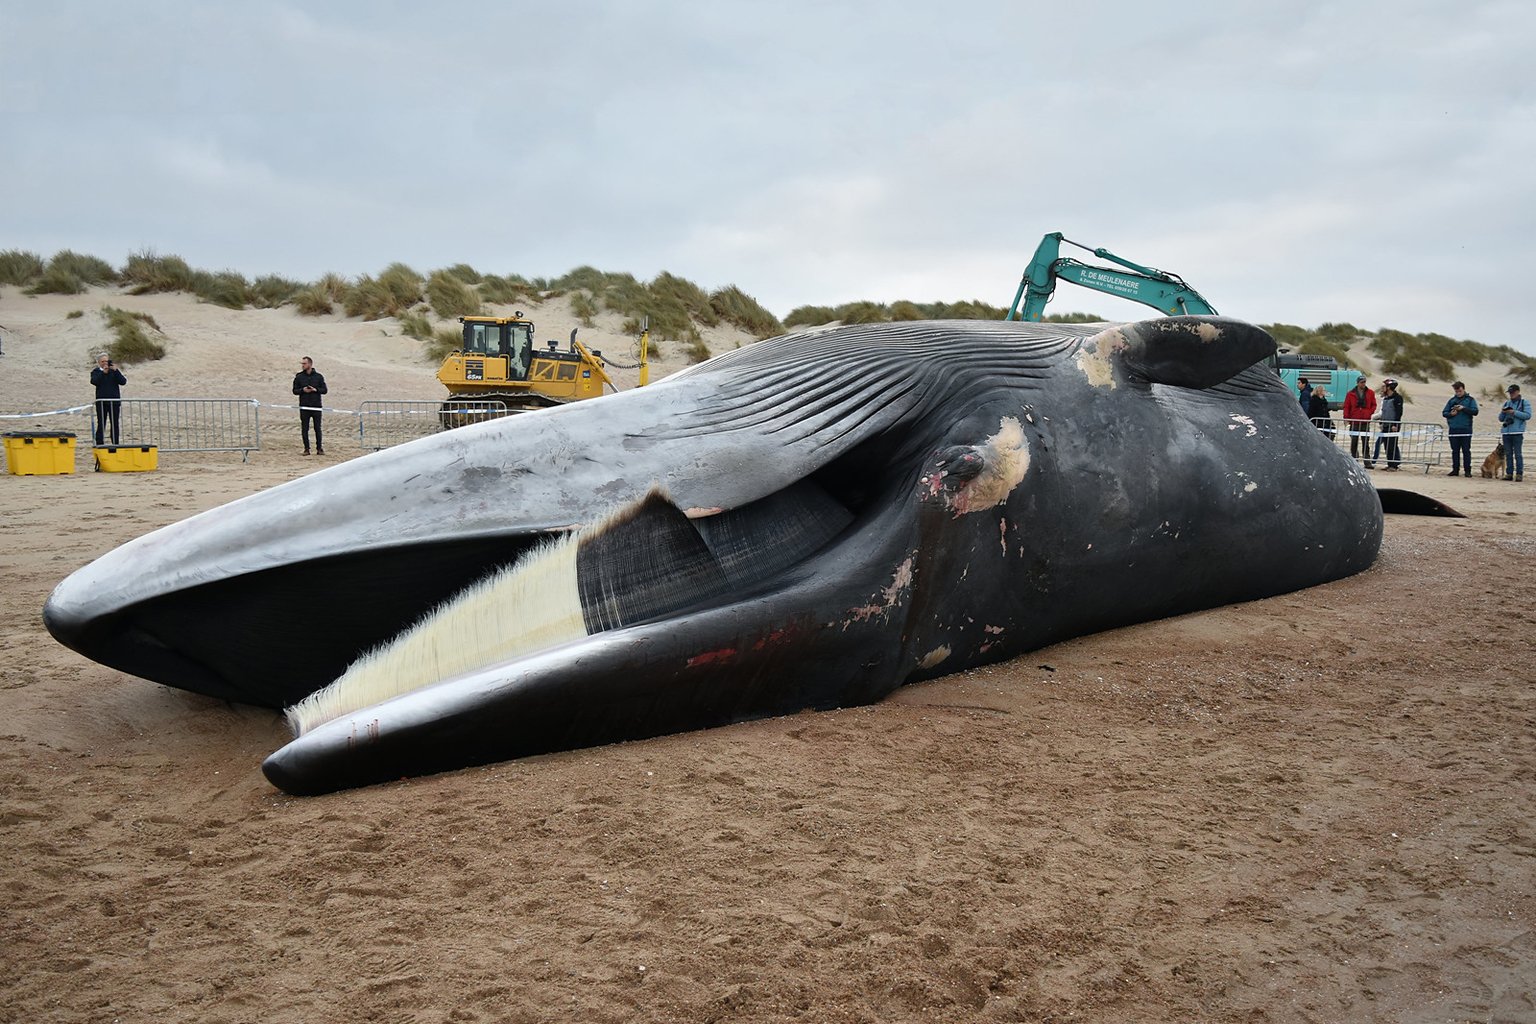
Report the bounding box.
[285,534,585,736]
[950,417,1031,515]
[1075,328,1128,389]
[1228,414,1258,438]
[1149,318,1223,344]
[847,556,914,625]
[919,645,952,670]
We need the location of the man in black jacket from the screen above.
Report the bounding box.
[90,352,127,446]
[292,356,328,455]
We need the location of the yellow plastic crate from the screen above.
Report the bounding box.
[94,445,159,473]
[3,432,77,475]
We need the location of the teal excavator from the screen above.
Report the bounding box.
[1004,231,1217,322]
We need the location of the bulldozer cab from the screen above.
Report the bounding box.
[461,317,536,380]
[438,313,618,417]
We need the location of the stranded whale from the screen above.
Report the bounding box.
[44,317,1384,794]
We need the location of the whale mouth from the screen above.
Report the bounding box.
[282,477,872,735]
[44,450,899,711]
[44,533,572,707]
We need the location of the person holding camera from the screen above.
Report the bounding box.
[292,356,328,455]
[89,352,127,446]
[1499,383,1529,482]
[1441,381,1478,476]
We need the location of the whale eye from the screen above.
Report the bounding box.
[935,446,987,482]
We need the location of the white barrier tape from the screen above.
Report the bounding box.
[263,403,359,415]
[0,404,91,419]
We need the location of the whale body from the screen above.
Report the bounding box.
[44,317,1383,794]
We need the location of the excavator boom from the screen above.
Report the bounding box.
[1005,232,1217,321]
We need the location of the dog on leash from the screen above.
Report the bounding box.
[1481,443,1505,479]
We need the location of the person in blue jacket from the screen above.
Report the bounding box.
[89,352,127,446]
[1498,383,1530,482]
[1441,381,1478,476]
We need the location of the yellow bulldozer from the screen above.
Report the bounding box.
[436,313,649,425]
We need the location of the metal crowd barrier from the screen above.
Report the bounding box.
[91,399,261,460]
[1318,419,1511,474]
[356,399,526,450]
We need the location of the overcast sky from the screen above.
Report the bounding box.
[3,1,1533,354]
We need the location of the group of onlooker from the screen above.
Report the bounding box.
[1298,373,1529,481]
[1442,380,1528,481]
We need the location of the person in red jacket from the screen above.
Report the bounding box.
[1342,374,1377,462]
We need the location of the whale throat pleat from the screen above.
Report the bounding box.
[691,480,853,586]
[576,490,731,632]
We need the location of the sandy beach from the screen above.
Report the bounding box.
[2,287,1533,1022]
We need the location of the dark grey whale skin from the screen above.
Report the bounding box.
[43,317,1383,794]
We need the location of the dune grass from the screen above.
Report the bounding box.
[424,326,462,362]
[100,305,167,363]
[293,284,334,316]
[11,246,1528,387]
[293,272,349,316]
[708,285,782,338]
[1505,359,1535,385]
[344,264,424,320]
[25,250,119,294]
[784,297,1011,328]
[442,263,482,285]
[398,311,436,341]
[122,250,196,294]
[25,265,88,295]
[1369,329,1457,383]
[21,250,116,295]
[291,284,334,316]
[251,274,303,309]
[477,273,537,305]
[426,270,482,319]
[193,270,251,310]
[571,291,598,326]
[0,249,45,285]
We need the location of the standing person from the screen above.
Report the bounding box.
[1308,388,1335,440]
[1498,383,1530,482]
[1342,374,1377,462]
[292,356,328,455]
[1441,381,1478,476]
[1370,378,1404,470]
[1297,376,1313,414]
[90,352,127,446]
